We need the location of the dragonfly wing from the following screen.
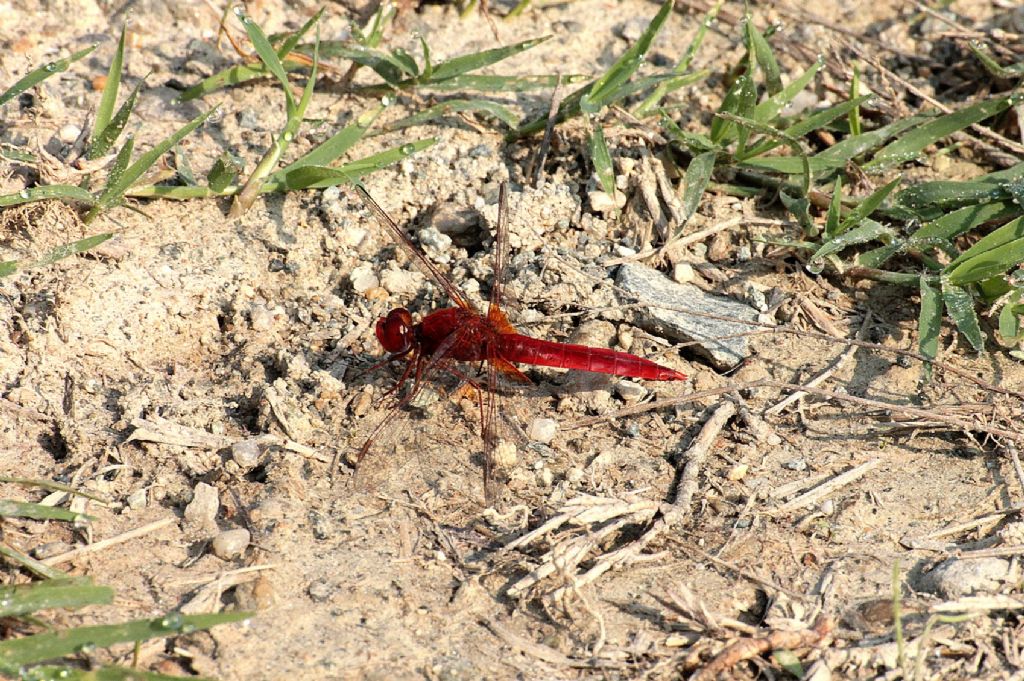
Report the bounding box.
[351,325,488,500]
[353,184,479,314]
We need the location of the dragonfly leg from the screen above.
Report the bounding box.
[448,366,487,440]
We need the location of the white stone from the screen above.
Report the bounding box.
[527,418,558,444]
[615,379,646,402]
[349,264,379,294]
[211,528,250,560]
[184,482,219,527]
[58,123,81,144]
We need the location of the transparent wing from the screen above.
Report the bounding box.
[352,184,478,313]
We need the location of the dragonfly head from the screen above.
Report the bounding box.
[375,308,415,354]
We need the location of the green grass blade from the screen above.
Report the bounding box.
[99,135,135,203]
[354,1,394,47]
[588,122,615,195]
[88,78,144,160]
[231,28,320,217]
[849,64,862,136]
[582,0,673,112]
[176,61,281,102]
[969,41,1024,78]
[0,44,96,107]
[894,163,1024,216]
[815,113,930,165]
[911,201,1021,245]
[918,275,942,368]
[780,190,814,236]
[0,500,93,522]
[999,290,1024,343]
[721,111,810,194]
[0,611,250,667]
[173,144,197,185]
[235,8,293,103]
[858,201,1023,269]
[744,95,872,159]
[710,73,756,145]
[0,232,114,277]
[947,216,1024,285]
[276,8,325,61]
[0,543,66,580]
[0,476,109,503]
[867,94,1023,169]
[825,177,842,238]
[275,106,381,178]
[426,36,549,82]
[374,99,517,134]
[125,184,218,199]
[0,185,95,208]
[745,18,781,96]
[207,152,243,192]
[635,0,721,116]
[660,113,716,153]
[84,106,217,223]
[22,665,217,681]
[92,25,126,146]
[419,35,433,81]
[396,73,585,93]
[810,219,895,263]
[2,145,36,162]
[0,579,114,618]
[736,155,844,175]
[750,56,823,124]
[680,150,716,226]
[277,138,436,190]
[941,279,985,353]
[837,178,899,234]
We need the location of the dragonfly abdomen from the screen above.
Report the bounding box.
[497,334,685,381]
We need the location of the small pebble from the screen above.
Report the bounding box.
[126,488,147,510]
[726,464,748,481]
[380,268,423,296]
[250,305,274,331]
[349,264,379,294]
[782,459,808,472]
[537,467,554,487]
[616,326,634,351]
[184,482,219,526]
[527,418,558,444]
[492,439,518,469]
[588,189,625,213]
[916,557,1012,599]
[211,528,251,560]
[618,17,647,41]
[672,263,694,284]
[321,186,341,203]
[307,579,335,603]
[58,123,81,144]
[231,439,262,469]
[615,380,646,402]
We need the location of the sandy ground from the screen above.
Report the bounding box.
[3,0,1024,679]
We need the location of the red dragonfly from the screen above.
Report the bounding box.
[350,183,686,500]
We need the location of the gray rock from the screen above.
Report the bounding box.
[184,482,219,527]
[231,438,262,470]
[307,579,335,602]
[615,263,760,370]
[527,417,558,444]
[916,557,1013,599]
[211,528,251,560]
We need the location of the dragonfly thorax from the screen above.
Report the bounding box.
[376,308,415,354]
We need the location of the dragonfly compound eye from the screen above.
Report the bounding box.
[376,308,415,354]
